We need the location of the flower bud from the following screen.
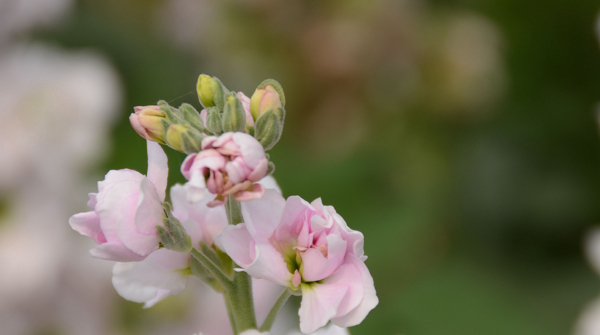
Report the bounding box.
[130,106,167,144]
[179,103,207,133]
[156,203,192,253]
[222,93,247,132]
[165,124,204,154]
[205,107,223,135]
[197,74,228,110]
[250,81,285,121]
[157,100,184,123]
[254,108,282,151]
[197,74,214,108]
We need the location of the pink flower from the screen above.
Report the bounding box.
[69,141,168,262]
[129,105,166,143]
[112,185,228,307]
[216,191,378,334]
[181,132,269,206]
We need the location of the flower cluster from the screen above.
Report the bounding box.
[69,75,377,334]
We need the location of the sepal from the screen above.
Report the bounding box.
[156,203,192,253]
[222,93,247,132]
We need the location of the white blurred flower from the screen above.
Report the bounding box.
[0,43,121,191]
[0,43,122,335]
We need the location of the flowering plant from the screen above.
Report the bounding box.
[69,75,377,334]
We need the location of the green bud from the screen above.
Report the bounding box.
[197,74,229,110]
[157,100,183,123]
[197,74,215,108]
[165,124,204,154]
[210,77,227,111]
[254,108,281,151]
[157,203,192,253]
[206,107,223,135]
[222,93,246,132]
[179,103,207,134]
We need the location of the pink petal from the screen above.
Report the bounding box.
[247,158,268,182]
[90,242,144,262]
[299,282,349,334]
[112,249,190,307]
[233,132,266,167]
[245,243,293,287]
[134,177,164,235]
[225,157,252,184]
[233,184,265,202]
[216,224,255,267]
[331,254,378,328]
[324,262,364,320]
[181,153,197,179]
[240,189,285,241]
[301,234,347,282]
[146,141,168,202]
[275,196,314,244]
[69,211,106,244]
[293,269,302,288]
[95,179,141,243]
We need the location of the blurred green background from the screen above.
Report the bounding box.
[27,0,600,333]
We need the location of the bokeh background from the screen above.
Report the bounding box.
[2,0,600,334]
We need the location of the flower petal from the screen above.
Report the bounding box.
[112,249,190,308]
[215,223,255,268]
[69,211,106,244]
[240,189,285,241]
[300,234,347,282]
[331,254,378,328]
[245,243,293,287]
[299,282,349,334]
[145,140,168,201]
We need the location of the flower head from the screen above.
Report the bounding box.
[69,141,168,262]
[216,191,378,334]
[181,132,269,206]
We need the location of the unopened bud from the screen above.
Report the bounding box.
[250,80,285,121]
[179,103,207,133]
[157,100,183,123]
[197,75,214,108]
[197,75,228,110]
[157,203,192,253]
[165,124,204,154]
[205,107,223,135]
[222,93,247,132]
[130,106,166,144]
[254,108,282,151]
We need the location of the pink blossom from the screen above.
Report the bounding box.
[69,141,168,262]
[216,191,378,334]
[112,184,228,307]
[181,132,269,206]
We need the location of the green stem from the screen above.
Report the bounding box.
[223,195,257,332]
[190,248,233,291]
[225,293,238,335]
[259,288,292,332]
[228,270,258,332]
[225,195,244,225]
